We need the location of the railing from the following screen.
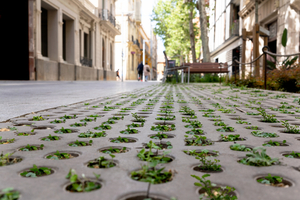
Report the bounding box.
[80,57,92,67]
[230,20,239,36]
[233,46,300,89]
[99,9,117,28]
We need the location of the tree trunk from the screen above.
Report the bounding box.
[198,0,211,62]
[188,0,196,63]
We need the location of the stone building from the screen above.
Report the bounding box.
[207,0,300,78]
[1,0,120,81]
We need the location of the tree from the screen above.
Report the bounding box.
[184,0,197,63]
[152,0,200,64]
[197,0,211,62]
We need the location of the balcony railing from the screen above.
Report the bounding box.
[80,57,92,67]
[230,20,239,36]
[99,9,119,30]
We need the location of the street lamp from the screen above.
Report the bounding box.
[143,39,150,81]
[121,10,134,82]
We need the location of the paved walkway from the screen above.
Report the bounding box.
[0,81,159,122]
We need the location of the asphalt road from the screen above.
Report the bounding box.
[0,81,159,122]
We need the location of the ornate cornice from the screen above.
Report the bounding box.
[239,0,266,19]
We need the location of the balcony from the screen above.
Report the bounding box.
[98,9,121,35]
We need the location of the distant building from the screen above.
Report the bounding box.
[1,0,120,80]
[157,55,165,81]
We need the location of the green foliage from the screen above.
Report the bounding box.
[94,124,112,130]
[60,115,76,120]
[80,118,96,122]
[69,140,92,147]
[70,122,87,127]
[32,116,45,121]
[0,152,21,167]
[150,133,169,140]
[78,131,106,138]
[101,147,127,154]
[263,140,286,147]
[257,174,283,185]
[245,126,259,130]
[281,120,300,133]
[239,147,279,166]
[230,144,252,152]
[281,28,287,47]
[0,188,20,200]
[0,137,15,144]
[50,119,65,124]
[185,128,204,135]
[127,123,144,128]
[191,174,237,200]
[183,149,219,157]
[46,151,73,160]
[20,164,52,177]
[184,120,203,128]
[110,136,131,143]
[151,124,176,132]
[120,127,138,134]
[195,151,222,172]
[214,121,226,126]
[42,134,60,141]
[236,120,251,125]
[65,169,101,192]
[19,144,44,151]
[137,144,171,163]
[220,134,243,142]
[284,151,300,158]
[185,135,213,146]
[88,155,116,169]
[155,116,176,121]
[251,131,279,138]
[216,125,234,132]
[55,127,72,134]
[257,108,278,123]
[132,113,146,122]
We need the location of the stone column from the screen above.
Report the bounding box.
[58,9,63,62]
[35,0,42,59]
[28,0,35,80]
[90,22,95,68]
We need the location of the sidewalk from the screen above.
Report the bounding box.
[0,81,159,122]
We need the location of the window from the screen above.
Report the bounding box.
[110,44,113,70]
[62,19,66,61]
[102,39,105,68]
[41,8,48,57]
[84,33,88,58]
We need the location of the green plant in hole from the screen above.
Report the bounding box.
[138,141,171,163]
[65,169,101,192]
[155,116,175,121]
[293,98,300,105]
[16,132,33,136]
[195,150,222,172]
[110,136,131,143]
[220,134,243,142]
[160,105,173,109]
[185,135,213,146]
[69,140,92,147]
[216,125,234,132]
[238,147,279,166]
[94,124,112,131]
[46,151,74,160]
[0,137,15,144]
[212,118,222,121]
[87,154,116,169]
[20,164,52,177]
[214,121,226,126]
[101,147,127,154]
[145,140,173,150]
[263,140,286,147]
[0,152,21,166]
[257,107,278,123]
[42,134,60,141]
[32,116,46,121]
[281,120,300,133]
[102,120,116,125]
[183,149,219,157]
[185,120,203,128]
[185,128,204,135]
[202,113,221,118]
[230,143,251,152]
[150,133,168,140]
[78,131,106,138]
[251,131,279,138]
[127,123,144,128]
[50,119,65,124]
[257,174,284,186]
[151,124,176,132]
[80,118,96,122]
[109,116,124,121]
[199,109,215,113]
[60,115,76,120]
[236,120,251,125]
[92,106,99,108]
[0,188,20,200]
[245,126,259,130]
[132,113,146,122]
[55,127,73,134]
[191,174,237,200]
[84,103,90,105]
[70,122,87,127]
[246,112,260,115]
[19,144,44,151]
[7,126,18,131]
[131,160,172,184]
[120,127,138,134]
[284,151,300,158]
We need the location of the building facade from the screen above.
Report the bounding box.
[207,0,300,78]
[115,0,141,81]
[4,0,120,81]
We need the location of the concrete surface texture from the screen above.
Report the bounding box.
[0,81,158,122]
[0,83,300,200]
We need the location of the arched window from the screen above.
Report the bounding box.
[102,39,105,69]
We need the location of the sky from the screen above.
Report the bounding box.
[89,0,165,56]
